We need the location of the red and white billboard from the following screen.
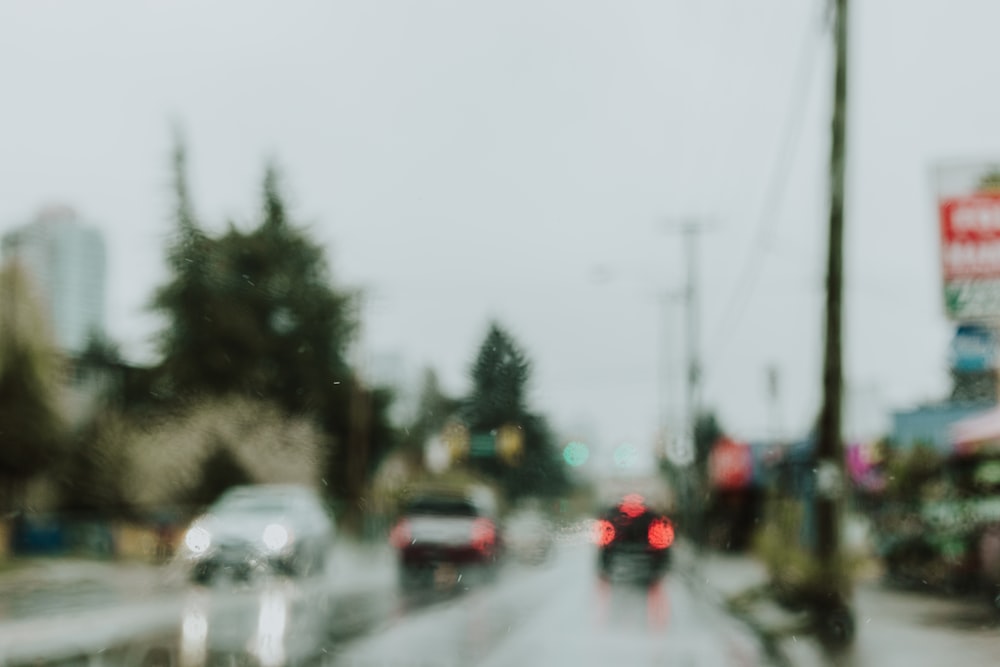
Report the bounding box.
[937,164,1000,321]
[940,193,1000,280]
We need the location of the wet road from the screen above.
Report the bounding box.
[1,539,769,667]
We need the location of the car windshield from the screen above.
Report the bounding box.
[5,2,1000,666]
[214,495,295,515]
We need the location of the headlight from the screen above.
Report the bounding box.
[262,524,291,552]
[185,525,212,555]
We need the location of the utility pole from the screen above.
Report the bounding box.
[665,221,707,443]
[664,220,711,544]
[657,289,685,439]
[813,0,854,648]
[683,225,703,430]
[767,364,781,442]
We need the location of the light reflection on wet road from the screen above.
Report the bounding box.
[329,545,762,667]
[3,540,768,667]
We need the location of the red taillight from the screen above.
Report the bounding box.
[648,518,674,550]
[593,519,616,547]
[471,518,496,552]
[389,519,412,548]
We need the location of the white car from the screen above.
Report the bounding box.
[181,484,335,584]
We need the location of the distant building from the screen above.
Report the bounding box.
[891,401,994,453]
[1,205,106,354]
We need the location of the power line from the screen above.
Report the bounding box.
[708,7,827,361]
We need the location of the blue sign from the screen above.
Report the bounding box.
[950,324,996,372]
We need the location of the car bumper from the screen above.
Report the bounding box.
[599,546,671,581]
[399,544,496,567]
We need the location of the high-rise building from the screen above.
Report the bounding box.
[1,205,107,354]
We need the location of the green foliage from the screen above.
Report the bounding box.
[186,445,253,509]
[467,322,530,429]
[462,321,569,501]
[148,138,398,506]
[0,262,66,508]
[152,156,356,413]
[753,498,861,607]
[883,443,944,505]
[978,170,1000,192]
[501,412,570,500]
[57,409,132,517]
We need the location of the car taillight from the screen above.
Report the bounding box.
[593,519,615,547]
[389,519,412,548]
[647,518,674,550]
[470,518,496,552]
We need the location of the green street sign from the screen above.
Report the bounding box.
[469,433,496,457]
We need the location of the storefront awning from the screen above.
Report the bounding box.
[950,406,1000,456]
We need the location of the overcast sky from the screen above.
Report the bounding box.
[2,1,998,465]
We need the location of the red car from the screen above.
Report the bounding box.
[390,489,502,590]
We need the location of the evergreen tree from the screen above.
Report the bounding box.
[149,138,396,510]
[0,262,66,510]
[463,322,568,500]
[150,135,223,399]
[466,323,530,430]
[151,148,356,413]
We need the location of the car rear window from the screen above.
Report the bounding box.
[404,497,479,517]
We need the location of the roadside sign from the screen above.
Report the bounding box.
[709,438,753,490]
[469,433,495,457]
[936,163,1000,321]
[950,323,996,371]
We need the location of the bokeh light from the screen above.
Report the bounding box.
[563,441,590,467]
[613,443,638,468]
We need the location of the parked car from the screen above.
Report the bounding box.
[180,484,335,584]
[593,493,674,585]
[390,485,502,590]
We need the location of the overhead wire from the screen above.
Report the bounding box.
[706,4,828,366]
[695,0,752,218]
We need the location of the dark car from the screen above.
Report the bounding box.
[390,487,502,590]
[594,493,675,585]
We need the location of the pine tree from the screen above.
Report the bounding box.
[463,322,568,500]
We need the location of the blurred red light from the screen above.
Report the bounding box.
[594,519,616,547]
[647,518,674,550]
[471,518,496,552]
[389,519,411,548]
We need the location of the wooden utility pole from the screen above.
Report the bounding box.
[813,0,854,648]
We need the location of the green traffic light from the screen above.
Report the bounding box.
[563,441,590,467]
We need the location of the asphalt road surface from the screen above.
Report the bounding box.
[1,537,771,667]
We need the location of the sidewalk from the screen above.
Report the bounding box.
[681,543,1000,666]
